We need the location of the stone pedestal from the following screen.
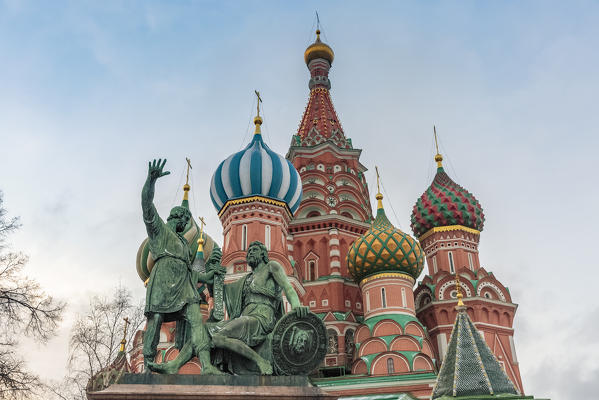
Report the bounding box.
[87,374,337,400]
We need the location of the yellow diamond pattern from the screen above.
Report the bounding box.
[347,214,425,283]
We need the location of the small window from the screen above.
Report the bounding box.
[356,302,362,310]
[309,300,316,307]
[241,225,248,250]
[381,288,387,308]
[322,299,329,306]
[433,256,438,274]
[366,291,370,312]
[265,225,271,250]
[345,300,351,307]
[306,210,321,218]
[387,358,395,374]
[401,287,406,307]
[308,261,316,281]
[468,253,474,270]
[448,252,455,273]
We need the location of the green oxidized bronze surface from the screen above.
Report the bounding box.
[271,311,327,376]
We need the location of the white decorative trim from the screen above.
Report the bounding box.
[438,280,471,300]
[330,261,341,268]
[329,238,340,246]
[330,249,340,257]
[477,281,507,302]
[414,288,433,310]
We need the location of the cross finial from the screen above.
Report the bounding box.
[374,166,383,209]
[197,216,207,252]
[315,11,320,34]
[255,90,262,117]
[433,125,444,168]
[185,157,192,186]
[375,166,381,194]
[119,316,131,352]
[198,216,206,237]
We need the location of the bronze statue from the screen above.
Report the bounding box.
[141,159,221,374]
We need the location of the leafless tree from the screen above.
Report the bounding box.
[0,191,65,399]
[49,286,144,399]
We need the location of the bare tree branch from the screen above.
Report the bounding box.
[51,286,144,400]
[0,192,64,399]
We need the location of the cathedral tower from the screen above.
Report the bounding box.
[210,108,302,277]
[411,136,523,392]
[286,30,373,372]
[346,183,435,378]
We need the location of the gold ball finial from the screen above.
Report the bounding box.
[253,115,263,135]
[435,153,443,168]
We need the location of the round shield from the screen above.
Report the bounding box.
[271,311,327,376]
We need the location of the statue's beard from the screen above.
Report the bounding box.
[247,255,260,268]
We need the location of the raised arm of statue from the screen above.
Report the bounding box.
[269,261,309,318]
[141,159,170,239]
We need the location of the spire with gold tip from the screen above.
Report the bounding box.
[347,167,424,283]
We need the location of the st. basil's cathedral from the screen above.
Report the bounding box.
[127,29,540,399]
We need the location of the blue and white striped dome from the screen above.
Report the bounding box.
[210,128,303,215]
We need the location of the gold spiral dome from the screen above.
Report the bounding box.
[304,29,334,65]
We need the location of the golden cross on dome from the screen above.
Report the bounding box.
[433,125,444,168]
[374,166,383,209]
[198,216,207,238]
[119,317,131,352]
[255,90,262,117]
[185,157,192,186]
[375,166,381,194]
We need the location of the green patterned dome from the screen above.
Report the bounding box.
[411,154,484,238]
[347,194,424,283]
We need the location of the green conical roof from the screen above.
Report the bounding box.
[432,306,519,399]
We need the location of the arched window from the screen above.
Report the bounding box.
[381,288,387,308]
[468,252,474,270]
[387,357,395,374]
[241,225,248,250]
[448,251,455,273]
[265,225,271,250]
[307,261,316,281]
[345,329,355,357]
[307,210,321,218]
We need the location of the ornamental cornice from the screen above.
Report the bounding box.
[359,272,415,287]
[418,225,480,241]
[218,196,292,218]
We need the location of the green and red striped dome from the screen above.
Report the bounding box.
[411,166,484,238]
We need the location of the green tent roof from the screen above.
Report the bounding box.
[432,306,519,399]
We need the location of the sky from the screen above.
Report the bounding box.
[0,1,598,399]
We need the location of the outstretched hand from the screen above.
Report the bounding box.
[147,159,170,181]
